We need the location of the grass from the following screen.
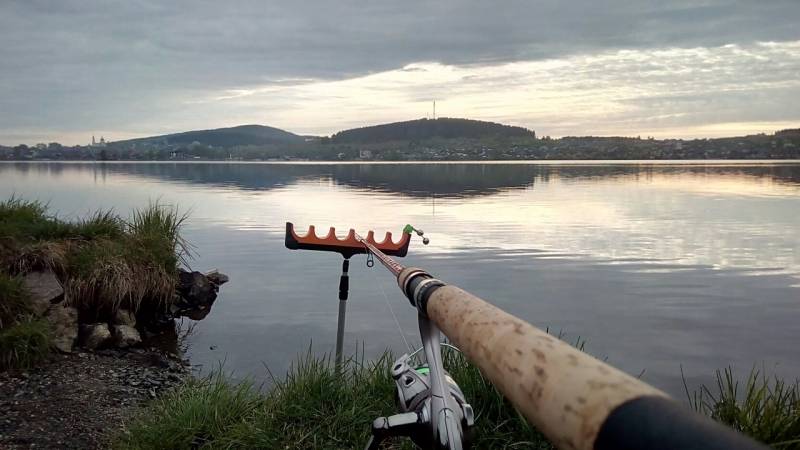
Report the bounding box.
[116,348,551,450]
[0,272,30,330]
[118,348,800,450]
[0,272,52,370]
[0,197,189,321]
[0,317,52,370]
[686,367,800,449]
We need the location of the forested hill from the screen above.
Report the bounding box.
[116,124,304,148]
[330,118,535,143]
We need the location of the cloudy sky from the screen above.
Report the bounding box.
[1,0,799,145]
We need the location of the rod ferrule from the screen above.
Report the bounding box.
[413,278,445,317]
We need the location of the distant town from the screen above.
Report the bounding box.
[1,118,798,161]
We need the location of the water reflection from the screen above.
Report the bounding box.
[1,161,799,396]
[3,161,800,198]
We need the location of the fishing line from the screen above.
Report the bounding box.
[368,257,413,354]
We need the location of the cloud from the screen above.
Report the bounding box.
[196,41,800,138]
[0,0,798,143]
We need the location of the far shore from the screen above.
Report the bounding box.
[2,158,800,165]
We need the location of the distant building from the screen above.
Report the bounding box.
[90,135,107,148]
[169,149,187,160]
[359,149,373,159]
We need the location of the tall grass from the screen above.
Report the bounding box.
[0,197,190,320]
[0,317,51,370]
[0,271,52,370]
[0,272,30,330]
[686,367,800,449]
[116,349,551,450]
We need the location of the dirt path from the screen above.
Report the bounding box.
[0,349,187,449]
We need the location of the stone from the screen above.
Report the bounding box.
[177,269,218,304]
[44,304,78,353]
[175,269,219,319]
[205,271,229,286]
[22,270,64,316]
[112,309,136,327]
[81,323,111,350]
[112,324,141,348]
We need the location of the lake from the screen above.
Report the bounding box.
[1,161,798,397]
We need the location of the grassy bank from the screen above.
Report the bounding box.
[117,349,549,449]
[0,197,188,317]
[116,349,799,449]
[0,197,188,369]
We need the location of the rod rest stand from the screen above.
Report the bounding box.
[285,221,411,258]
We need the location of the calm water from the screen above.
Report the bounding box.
[2,161,799,396]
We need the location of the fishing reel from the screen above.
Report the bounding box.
[366,346,474,450]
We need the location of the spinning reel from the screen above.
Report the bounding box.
[366,344,474,450]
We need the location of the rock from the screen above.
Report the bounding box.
[112,325,141,348]
[22,270,64,316]
[175,269,218,319]
[184,305,211,321]
[112,309,136,327]
[45,304,78,353]
[205,271,229,286]
[81,323,111,350]
[177,269,218,304]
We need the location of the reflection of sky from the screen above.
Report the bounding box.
[2,162,799,394]
[6,163,799,274]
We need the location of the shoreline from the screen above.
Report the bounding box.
[0,347,189,449]
[2,158,800,165]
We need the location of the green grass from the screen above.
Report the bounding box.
[119,349,800,450]
[0,317,51,370]
[0,197,189,321]
[0,272,30,330]
[116,349,551,449]
[687,367,800,449]
[0,272,52,370]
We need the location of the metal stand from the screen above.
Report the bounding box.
[335,258,350,368]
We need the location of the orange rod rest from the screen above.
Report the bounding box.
[285,222,411,258]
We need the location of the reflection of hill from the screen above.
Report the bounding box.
[98,163,549,197]
[2,162,799,198]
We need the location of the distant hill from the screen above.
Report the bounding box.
[330,118,535,143]
[116,124,303,148]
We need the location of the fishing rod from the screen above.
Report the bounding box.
[286,222,767,450]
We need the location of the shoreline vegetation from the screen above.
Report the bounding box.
[2,119,799,162]
[0,198,226,447]
[1,198,798,448]
[118,350,800,449]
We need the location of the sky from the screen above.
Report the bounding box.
[1,0,799,145]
